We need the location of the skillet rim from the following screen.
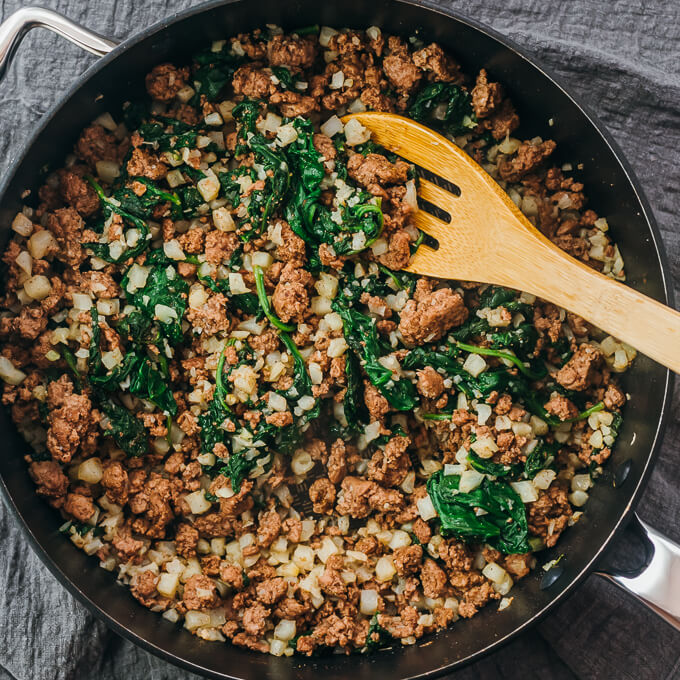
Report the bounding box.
[0,0,673,677]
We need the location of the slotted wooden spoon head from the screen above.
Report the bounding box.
[341,111,680,375]
[343,111,550,285]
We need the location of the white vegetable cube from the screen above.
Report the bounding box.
[274,619,296,641]
[184,611,210,630]
[292,545,315,572]
[315,273,339,298]
[228,273,250,294]
[327,337,348,357]
[163,239,185,260]
[78,458,103,484]
[375,556,396,582]
[510,480,539,503]
[416,494,437,521]
[344,118,371,146]
[463,353,487,377]
[317,536,340,563]
[482,562,508,584]
[197,172,220,202]
[125,263,150,293]
[388,530,411,550]
[212,207,235,232]
[532,469,556,490]
[157,572,180,598]
[470,436,498,459]
[360,589,379,615]
[185,490,212,515]
[0,357,26,385]
[276,123,298,146]
[459,470,485,493]
[320,115,343,138]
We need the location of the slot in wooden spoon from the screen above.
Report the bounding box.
[343,111,680,374]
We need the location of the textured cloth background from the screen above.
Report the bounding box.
[0,1,679,678]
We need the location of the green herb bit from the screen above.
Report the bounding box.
[455,340,544,381]
[253,264,295,332]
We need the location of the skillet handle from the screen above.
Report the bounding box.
[0,6,118,81]
[594,514,680,631]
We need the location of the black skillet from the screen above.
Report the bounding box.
[0,2,677,678]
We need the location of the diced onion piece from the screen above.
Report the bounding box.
[274,619,296,641]
[251,251,273,269]
[320,115,343,138]
[404,179,418,210]
[530,415,549,436]
[470,436,498,459]
[276,123,298,146]
[417,494,437,521]
[347,98,367,114]
[360,589,379,615]
[571,473,592,492]
[94,112,117,131]
[28,230,56,259]
[184,610,210,630]
[329,70,345,89]
[154,304,177,324]
[166,169,186,188]
[77,457,103,484]
[311,296,332,316]
[292,544,315,571]
[197,172,220,202]
[163,239,185,260]
[185,490,212,515]
[188,284,208,309]
[482,562,508,584]
[228,272,249,294]
[569,490,589,507]
[71,293,93,310]
[533,469,556,490]
[0,357,26,385]
[344,118,371,146]
[308,362,323,385]
[291,449,314,476]
[176,85,195,103]
[15,250,32,276]
[213,206,235,232]
[12,212,33,237]
[327,337,348,357]
[475,403,492,425]
[315,272,338,298]
[96,160,120,184]
[24,275,51,301]
[204,111,224,127]
[463,353,487,377]
[125,263,150,293]
[375,556,396,582]
[157,572,180,598]
[510,480,539,503]
[459,470,484,493]
[319,26,338,47]
[268,392,287,412]
[389,530,411,550]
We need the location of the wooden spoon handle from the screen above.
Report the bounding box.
[498,232,680,373]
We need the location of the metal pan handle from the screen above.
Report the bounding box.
[0,6,118,81]
[595,514,680,631]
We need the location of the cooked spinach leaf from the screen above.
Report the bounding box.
[427,469,529,554]
[408,83,475,136]
[100,399,148,457]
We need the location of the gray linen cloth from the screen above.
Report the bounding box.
[0,1,679,678]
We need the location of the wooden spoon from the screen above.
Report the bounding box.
[343,111,680,374]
